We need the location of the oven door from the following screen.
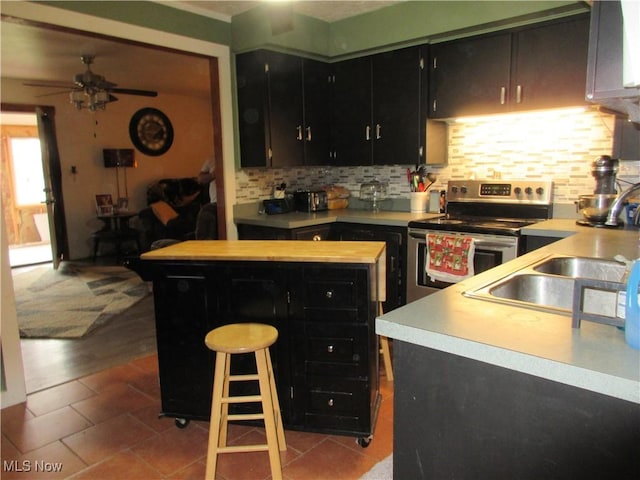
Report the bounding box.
[407,228,519,302]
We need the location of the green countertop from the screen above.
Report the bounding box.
[377,222,640,404]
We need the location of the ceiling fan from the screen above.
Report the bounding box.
[24,55,158,111]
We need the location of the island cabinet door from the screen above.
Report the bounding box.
[152,269,218,420]
[214,263,294,422]
[288,265,379,436]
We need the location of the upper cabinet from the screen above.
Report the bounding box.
[429,14,590,119]
[236,50,270,168]
[586,0,640,122]
[330,56,371,166]
[331,46,446,166]
[236,50,330,168]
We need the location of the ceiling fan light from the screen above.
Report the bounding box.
[69,90,84,109]
[95,91,110,103]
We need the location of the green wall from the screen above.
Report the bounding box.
[39,1,588,59]
[231,0,589,58]
[39,1,231,46]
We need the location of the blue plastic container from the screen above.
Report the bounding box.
[625,260,640,350]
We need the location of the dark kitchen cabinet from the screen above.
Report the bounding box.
[613,117,640,160]
[334,223,407,311]
[236,50,270,168]
[127,256,380,442]
[394,341,640,479]
[331,46,429,166]
[586,0,640,120]
[330,56,371,166]
[236,50,330,167]
[237,223,335,241]
[429,14,590,118]
[289,266,379,435]
[429,33,512,118]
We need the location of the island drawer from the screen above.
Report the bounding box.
[305,280,357,308]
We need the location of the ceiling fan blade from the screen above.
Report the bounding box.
[34,89,74,98]
[24,81,76,89]
[110,87,157,97]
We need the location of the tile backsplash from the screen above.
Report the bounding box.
[235,108,639,205]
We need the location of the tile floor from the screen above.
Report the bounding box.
[1,353,394,480]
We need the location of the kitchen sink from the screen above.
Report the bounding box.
[532,256,626,282]
[463,255,628,316]
[488,274,574,311]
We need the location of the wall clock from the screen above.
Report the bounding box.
[129,107,174,156]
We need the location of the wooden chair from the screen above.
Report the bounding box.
[204,323,286,480]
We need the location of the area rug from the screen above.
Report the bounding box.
[12,262,149,338]
[360,454,392,479]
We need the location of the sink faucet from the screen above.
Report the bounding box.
[605,182,640,226]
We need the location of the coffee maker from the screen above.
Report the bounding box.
[576,156,620,227]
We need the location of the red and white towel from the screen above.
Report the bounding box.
[426,233,475,283]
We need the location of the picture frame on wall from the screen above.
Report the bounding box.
[95,194,114,216]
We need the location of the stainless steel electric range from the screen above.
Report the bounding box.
[407,179,553,301]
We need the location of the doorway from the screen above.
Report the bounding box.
[0,113,53,267]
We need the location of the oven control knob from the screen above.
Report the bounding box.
[536,187,544,195]
[451,186,458,193]
[525,187,533,195]
[460,186,468,194]
[514,187,522,195]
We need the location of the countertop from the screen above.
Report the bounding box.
[234,207,443,229]
[141,239,386,264]
[377,221,640,404]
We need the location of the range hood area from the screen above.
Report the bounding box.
[587,0,640,123]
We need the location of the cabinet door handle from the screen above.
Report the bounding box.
[432,99,437,112]
[306,126,312,142]
[325,290,333,299]
[516,85,522,104]
[327,345,334,353]
[296,125,303,141]
[500,87,506,105]
[365,125,371,141]
[327,398,335,407]
[376,124,382,139]
[312,234,322,241]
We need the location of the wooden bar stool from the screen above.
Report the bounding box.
[204,323,286,480]
[378,303,394,381]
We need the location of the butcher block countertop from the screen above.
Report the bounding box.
[141,240,385,264]
[140,240,387,300]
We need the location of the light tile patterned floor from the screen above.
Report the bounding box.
[1,354,393,479]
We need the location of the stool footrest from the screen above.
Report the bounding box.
[222,395,263,404]
[217,444,269,454]
[229,374,260,381]
[227,413,265,421]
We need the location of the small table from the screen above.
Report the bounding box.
[92,211,140,261]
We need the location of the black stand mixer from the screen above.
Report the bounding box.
[576,156,621,227]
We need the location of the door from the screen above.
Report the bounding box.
[429,33,512,118]
[302,58,331,166]
[331,56,372,166]
[512,15,589,111]
[268,51,304,167]
[36,107,68,269]
[372,46,421,165]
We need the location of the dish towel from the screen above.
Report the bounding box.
[426,233,475,283]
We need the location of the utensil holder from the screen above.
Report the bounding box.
[410,192,429,213]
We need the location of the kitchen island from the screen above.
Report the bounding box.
[128,240,386,443]
[377,223,640,479]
